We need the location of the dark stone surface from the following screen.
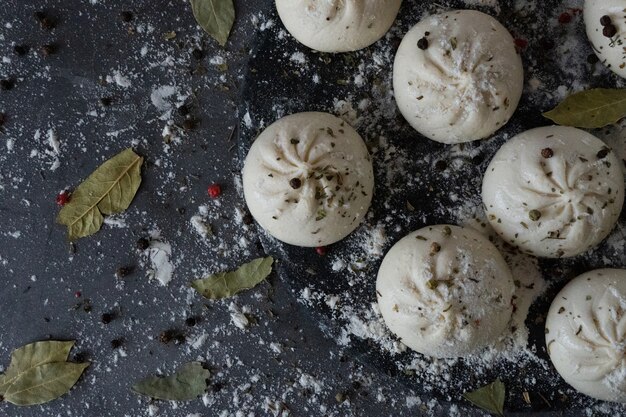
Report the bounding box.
[0,0,623,416]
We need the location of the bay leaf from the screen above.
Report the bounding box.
[543,88,626,128]
[190,0,235,46]
[132,362,210,402]
[3,362,89,406]
[191,256,274,299]
[0,341,75,395]
[463,379,506,416]
[56,148,143,240]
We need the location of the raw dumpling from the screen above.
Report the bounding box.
[393,10,523,144]
[546,269,626,403]
[376,225,515,358]
[482,126,624,258]
[584,0,626,79]
[242,112,374,247]
[275,0,402,53]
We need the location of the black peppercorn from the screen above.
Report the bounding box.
[178,104,190,116]
[541,148,554,158]
[13,44,29,56]
[597,148,610,159]
[182,118,197,130]
[242,212,254,225]
[136,237,150,251]
[434,160,447,171]
[600,15,612,27]
[41,44,57,57]
[116,266,134,278]
[110,338,123,349]
[185,316,197,327]
[603,24,618,38]
[0,79,15,91]
[120,11,134,22]
[289,178,302,189]
[101,312,114,324]
[587,54,599,64]
[417,37,429,50]
[192,48,204,60]
[0,113,5,127]
[34,11,55,30]
[100,97,113,106]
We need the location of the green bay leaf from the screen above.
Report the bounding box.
[132,362,210,402]
[190,0,235,46]
[3,362,89,406]
[56,148,143,240]
[0,341,75,395]
[463,379,506,416]
[191,256,274,299]
[543,88,626,128]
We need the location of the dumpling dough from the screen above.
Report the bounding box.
[482,126,624,258]
[546,269,626,403]
[393,10,523,144]
[584,0,626,79]
[376,225,515,358]
[275,0,402,53]
[242,112,374,247]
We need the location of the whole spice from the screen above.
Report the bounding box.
[207,183,221,198]
[115,266,134,278]
[192,48,204,60]
[558,12,572,24]
[13,44,29,56]
[600,15,612,26]
[100,97,113,106]
[434,160,447,171]
[604,25,618,38]
[56,191,71,206]
[120,11,134,22]
[182,119,197,130]
[289,178,302,189]
[136,237,150,251]
[417,37,429,50]
[41,44,57,57]
[529,209,542,221]
[185,317,197,327]
[34,11,55,30]
[0,112,5,127]
[541,148,554,158]
[514,38,528,51]
[0,79,15,90]
[597,148,610,159]
[316,246,327,256]
[110,338,123,349]
[101,312,114,324]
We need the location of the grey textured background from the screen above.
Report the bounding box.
[0,1,622,416]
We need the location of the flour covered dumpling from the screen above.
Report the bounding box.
[546,269,626,403]
[482,126,624,258]
[275,0,402,52]
[242,112,374,247]
[393,10,523,144]
[584,0,626,79]
[376,225,515,358]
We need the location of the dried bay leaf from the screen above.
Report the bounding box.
[0,341,75,395]
[57,148,143,240]
[543,88,626,128]
[0,340,89,406]
[132,362,210,402]
[191,256,274,299]
[190,0,235,46]
[3,362,89,406]
[463,379,506,417]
